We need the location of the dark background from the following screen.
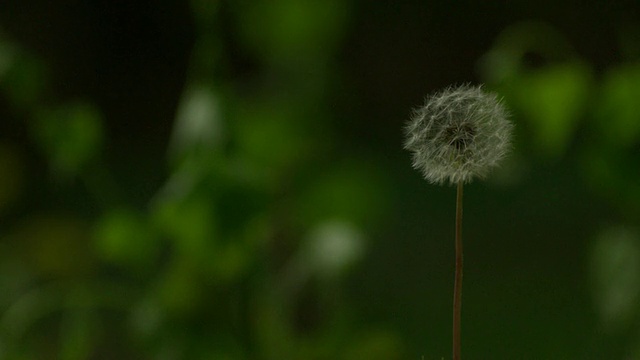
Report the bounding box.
[1,1,640,359]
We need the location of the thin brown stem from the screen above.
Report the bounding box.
[453,181,464,360]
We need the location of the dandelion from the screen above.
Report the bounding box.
[404,84,512,185]
[404,84,512,360]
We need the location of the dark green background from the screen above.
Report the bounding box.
[1,1,639,359]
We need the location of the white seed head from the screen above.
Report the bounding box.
[404,84,513,185]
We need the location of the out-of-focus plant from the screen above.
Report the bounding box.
[480,21,640,358]
[479,22,592,160]
[0,1,399,359]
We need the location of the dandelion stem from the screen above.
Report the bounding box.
[453,181,464,360]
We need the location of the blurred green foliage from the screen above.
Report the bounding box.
[33,103,104,177]
[0,1,397,359]
[481,22,640,215]
[481,21,640,358]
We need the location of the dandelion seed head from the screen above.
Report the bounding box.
[404,84,513,185]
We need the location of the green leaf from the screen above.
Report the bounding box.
[235,0,350,64]
[151,195,216,259]
[234,99,314,171]
[155,260,203,317]
[59,308,95,360]
[296,163,388,228]
[513,62,592,158]
[33,102,104,176]
[595,63,640,147]
[0,49,48,110]
[94,209,159,269]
